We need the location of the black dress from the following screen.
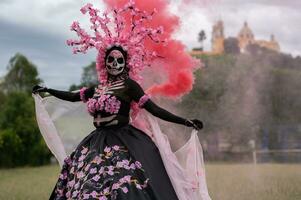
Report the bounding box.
[48,78,188,200]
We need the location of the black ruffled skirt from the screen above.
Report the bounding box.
[50,124,179,200]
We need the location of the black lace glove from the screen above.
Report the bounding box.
[32,85,48,94]
[185,119,204,130]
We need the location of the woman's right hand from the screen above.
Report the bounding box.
[32,85,48,94]
[185,119,204,130]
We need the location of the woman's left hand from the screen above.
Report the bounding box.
[185,119,204,130]
[32,85,48,94]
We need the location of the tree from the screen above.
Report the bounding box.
[181,51,301,160]
[198,30,207,51]
[0,53,51,167]
[1,53,42,94]
[0,92,51,167]
[224,37,240,54]
[69,62,98,91]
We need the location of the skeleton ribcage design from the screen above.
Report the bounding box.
[92,80,126,127]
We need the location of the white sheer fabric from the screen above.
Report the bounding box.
[33,94,211,200]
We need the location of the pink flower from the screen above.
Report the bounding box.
[80,3,93,14]
[112,183,120,190]
[93,156,103,164]
[99,196,107,200]
[116,161,123,168]
[90,167,97,174]
[104,96,121,114]
[64,156,72,165]
[136,184,142,189]
[119,175,131,184]
[97,97,105,110]
[122,187,129,193]
[67,180,75,187]
[130,163,136,169]
[99,167,104,174]
[78,162,84,168]
[124,175,131,182]
[122,159,129,166]
[72,190,79,198]
[81,147,89,154]
[107,166,114,175]
[138,94,150,108]
[108,170,114,176]
[56,188,64,196]
[77,171,85,179]
[78,155,85,162]
[83,193,90,199]
[80,87,88,102]
[91,191,98,198]
[112,145,120,151]
[92,175,100,181]
[70,21,80,30]
[135,161,142,169]
[84,164,91,171]
[104,146,111,153]
[103,187,110,194]
[59,171,67,180]
[66,191,71,198]
[142,179,149,188]
[87,98,98,114]
[74,182,80,189]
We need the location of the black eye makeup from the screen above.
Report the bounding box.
[117,58,124,64]
[107,56,114,63]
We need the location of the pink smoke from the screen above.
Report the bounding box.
[104,0,200,98]
[181,0,219,7]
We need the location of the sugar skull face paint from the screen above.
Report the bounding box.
[105,50,125,76]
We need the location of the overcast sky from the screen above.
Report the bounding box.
[0,0,300,89]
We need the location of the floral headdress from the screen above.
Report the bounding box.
[67,0,165,84]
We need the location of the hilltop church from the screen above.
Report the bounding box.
[192,20,280,55]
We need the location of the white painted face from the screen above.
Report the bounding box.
[105,50,125,76]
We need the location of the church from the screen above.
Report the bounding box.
[192,20,280,55]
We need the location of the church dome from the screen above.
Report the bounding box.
[238,22,254,40]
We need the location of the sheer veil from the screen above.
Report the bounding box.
[33,94,211,200]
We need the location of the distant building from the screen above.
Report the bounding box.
[211,20,225,53]
[237,22,280,53]
[191,20,280,55]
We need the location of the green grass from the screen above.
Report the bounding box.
[0,164,300,200]
[0,165,60,200]
[206,164,301,200]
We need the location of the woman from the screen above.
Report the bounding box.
[33,45,202,200]
[33,2,209,200]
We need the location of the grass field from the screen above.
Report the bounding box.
[0,164,300,200]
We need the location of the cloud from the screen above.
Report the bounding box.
[174,0,300,55]
[0,0,300,88]
[222,1,300,55]
[0,19,97,89]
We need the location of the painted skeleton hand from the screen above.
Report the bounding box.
[32,85,48,94]
[185,119,204,130]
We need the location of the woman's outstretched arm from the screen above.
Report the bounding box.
[32,85,95,102]
[127,79,203,129]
